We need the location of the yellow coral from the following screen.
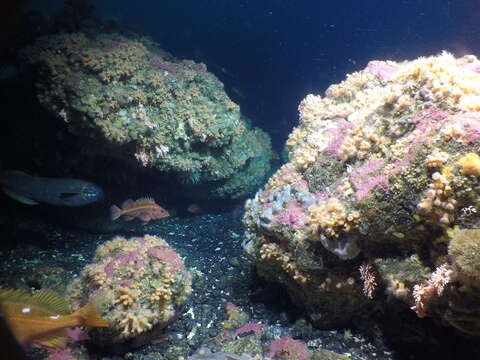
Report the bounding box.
[118,313,153,337]
[417,172,456,225]
[149,277,174,304]
[426,149,449,169]
[259,243,308,283]
[385,279,409,301]
[458,153,480,177]
[307,198,360,237]
[113,287,138,307]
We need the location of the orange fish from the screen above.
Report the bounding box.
[110,197,170,223]
[0,289,109,349]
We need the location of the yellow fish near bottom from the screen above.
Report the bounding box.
[0,288,109,349]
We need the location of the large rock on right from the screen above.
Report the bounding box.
[243,52,480,333]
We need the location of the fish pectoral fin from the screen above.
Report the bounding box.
[33,329,67,349]
[2,187,39,205]
[138,212,151,222]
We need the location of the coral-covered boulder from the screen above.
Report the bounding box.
[23,32,272,200]
[68,235,191,344]
[243,52,480,331]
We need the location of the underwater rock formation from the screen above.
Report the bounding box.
[243,52,480,332]
[23,32,272,200]
[68,234,191,344]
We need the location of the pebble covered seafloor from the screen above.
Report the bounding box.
[0,210,394,360]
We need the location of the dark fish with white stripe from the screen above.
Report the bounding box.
[0,170,104,207]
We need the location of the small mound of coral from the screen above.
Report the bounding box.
[68,234,191,344]
[243,51,480,332]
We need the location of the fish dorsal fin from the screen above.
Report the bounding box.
[134,198,156,206]
[139,196,153,201]
[0,289,31,304]
[0,289,70,316]
[121,199,134,207]
[2,187,39,205]
[31,290,71,315]
[0,288,38,306]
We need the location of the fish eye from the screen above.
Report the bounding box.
[80,185,97,198]
[83,190,96,198]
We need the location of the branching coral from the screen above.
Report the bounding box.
[411,264,455,318]
[417,172,456,225]
[118,313,153,337]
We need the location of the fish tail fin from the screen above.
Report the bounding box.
[74,302,109,328]
[110,204,122,221]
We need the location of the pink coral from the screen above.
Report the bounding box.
[293,179,308,190]
[365,61,399,80]
[66,327,89,342]
[323,120,355,155]
[47,348,76,360]
[352,171,390,200]
[450,112,480,143]
[225,301,239,313]
[272,200,306,228]
[412,108,449,133]
[350,109,450,200]
[104,249,142,278]
[149,58,180,73]
[147,247,183,270]
[268,336,311,360]
[350,159,384,179]
[349,159,389,200]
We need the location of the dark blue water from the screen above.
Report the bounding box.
[28,0,476,150]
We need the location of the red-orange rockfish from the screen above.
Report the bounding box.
[110,197,170,223]
[0,289,109,349]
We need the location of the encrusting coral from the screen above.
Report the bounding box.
[68,235,191,344]
[22,32,272,200]
[243,51,480,331]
